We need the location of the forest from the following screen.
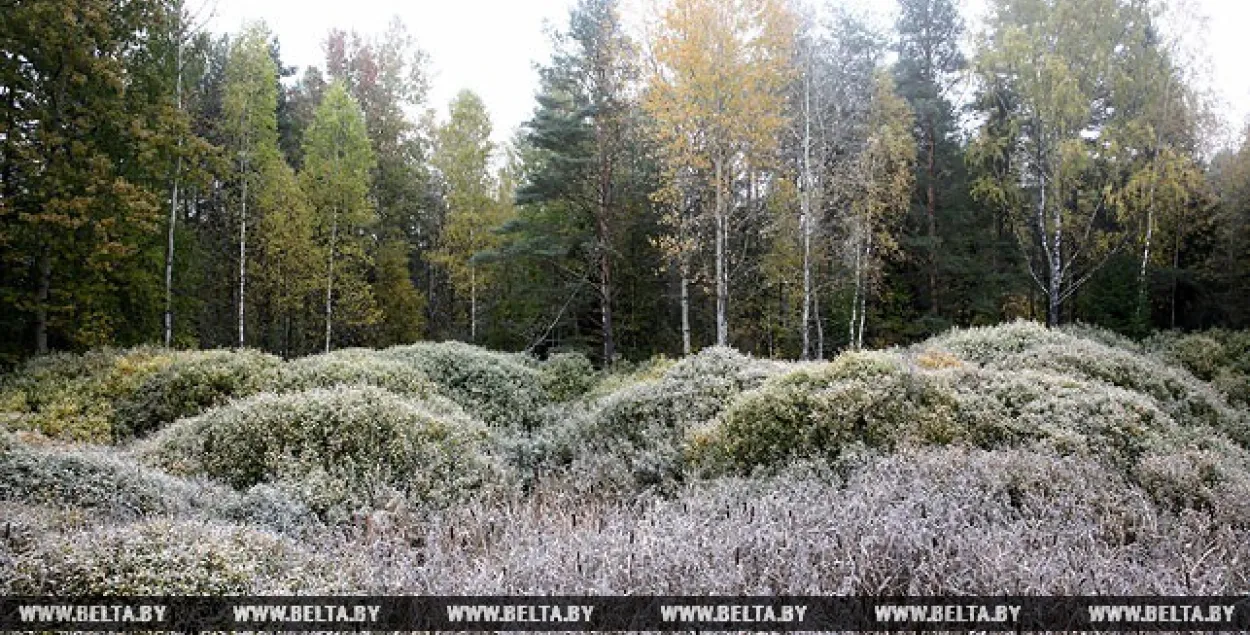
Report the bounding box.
[1,0,1247,368]
[5,0,1250,602]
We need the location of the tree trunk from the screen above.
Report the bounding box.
[714,155,728,347]
[35,247,51,354]
[1138,204,1154,326]
[926,117,939,315]
[238,166,247,348]
[470,265,477,342]
[849,224,862,349]
[165,24,183,349]
[1171,224,1183,329]
[324,213,337,353]
[800,64,813,360]
[814,279,824,360]
[680,272,691,356]
[858,228,872,350]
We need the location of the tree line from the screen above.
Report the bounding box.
[2,0,1249,366]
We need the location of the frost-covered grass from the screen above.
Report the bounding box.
[2,321,1250,595]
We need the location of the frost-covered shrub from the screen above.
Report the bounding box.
[1134,445,1250,525]
[211,483,318,535]
[265,348,435,397]
[141,386,507,519]
[585,355,675,399]
[949,366,1183,471]
[1059,322,1145,353]
[992,340,1247,445]
[572,347,783,485]
[113,349,281,438]
[1146,332,1226,380]
[2,518,332,594]
[382,341,548,429]
[1148,330,1250,406]
[539,351,599,402]
[696,352,960,474]
[0,347,175,441]
[922,320,1069,365]
[0,441,202,517]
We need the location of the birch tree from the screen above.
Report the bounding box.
[644,0,795,347]
[430,91,499,342]
[222,23,281,347]
[970,0,1162,326]
[300,81,379,353]
[846,73,915,349]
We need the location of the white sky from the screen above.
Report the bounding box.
[204,0,1250,152]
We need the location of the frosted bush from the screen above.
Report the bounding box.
[113,349,282,438]
[265,348,436,397]
[1059,322,1145,353]
[0,441,202,518]
[992,340,1247,445]
[1148,330,1250,406]
[0,346,175,441]
[585,355,674,399]
[1134,439,1250,526]
[571,347,784,486]
[695,351,960,474]
[539,351,599,402]
[140,386,509,518]
[922,319,1071,364]
[382,341,549,429]
[2,517,336,594]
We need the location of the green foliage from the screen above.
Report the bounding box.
[301,81,381,348]
[382,341,549,429]
[0,347,176,441]
[140,386,506,519]
[540,352,599,402]
[113,349,282,438]
[266,348,436,397]
[696,351,959,473]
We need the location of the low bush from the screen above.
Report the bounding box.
[113,349,281,438]
[991,340,1248,445]
[0,347,175,441]
[382,341,549,429]
[2,518,334,594]
[1148,330,1250,407]
[545,347,783,487]
[265,348,436,397]
[921,320,1070,365]
[1132,432,1250,526]
[140,386,508,520]
[539,352,599,402]
[0,441,201,517]
[695,352,960,474]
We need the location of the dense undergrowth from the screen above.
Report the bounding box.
[2,320,1250,594]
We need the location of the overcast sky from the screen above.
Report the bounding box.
[204,0,1250,153]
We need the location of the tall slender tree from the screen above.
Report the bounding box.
[222,22,282,347]
[301,81,379,353]
[430,91,499,341]
[893,0,964,318]
[644,0,795,347]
